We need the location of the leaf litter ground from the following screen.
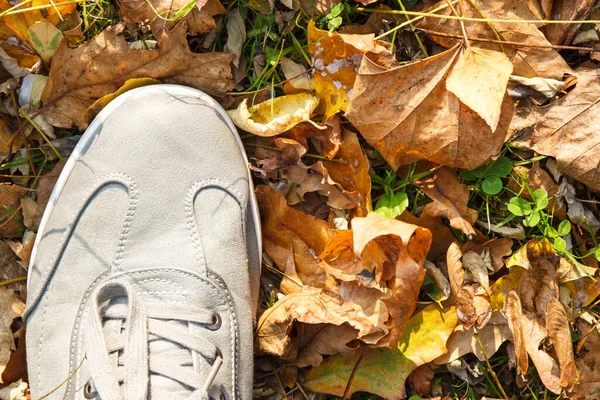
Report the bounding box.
[1,0,600,399]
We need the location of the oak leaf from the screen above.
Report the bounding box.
[41,23,235,129]
[346,46,514,170]
[303,305,458,399]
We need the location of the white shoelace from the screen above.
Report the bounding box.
[83,282,223,400]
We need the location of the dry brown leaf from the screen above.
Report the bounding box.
[447,243,492,329]
[418,0,573,80]
[546,297,577,390]
[119,0,226,35]
[1,320,26,385]
[398,210,457,262]
[0,184,28,239]
[508,65,600,191]
[505,290,563,394]
[434,312,511,364]
[294,324,358,367]
[256,287,386,361]
[21,160,64,231]
[505,290,528,375]
[520,259,559,322]
[307,20,392,117]
[346,47,514,171]
[406,364,434,398]
[256,185,335,293]
[463,238,513,273]
[283,116,341,160]
[416,167,478,238]
[41,23,235,129]
[571,319,600,399]
[542,0,594,45]
[445,47,513,131]
[0,288,25,384]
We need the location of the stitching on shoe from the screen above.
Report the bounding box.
[27,173,138,319]
[113,177,139,271]
[137,278,186,291]
[36,294,49,395]
[67,268,230,398]
[184,179,246,398]
[206,270,240,399]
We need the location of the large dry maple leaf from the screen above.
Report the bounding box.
[41,22,234,129]
[346,46,514,170]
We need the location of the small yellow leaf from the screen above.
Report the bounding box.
[227,93,319,136]
[27,20,63,63]
[89,78,161,116]
[446,47,513,131]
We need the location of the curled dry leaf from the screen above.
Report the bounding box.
[256,185,335,293]
[463,237,513,273]
[295,324,358,367]
[445,47,513,131]
[509,65,600,191]
[398,210,458,261]
[546,297,577,390]
[256,287,385,361]
[415,167,478,238]
[347,46,514,171]
[307,20,392,117]
[418,0,573,80]
[505,290,564,394]
[447,243,492,329]
[281,57,314,91]
[542,0,594,46]
[119,0,226,35]
[303,305,458,399]
[227,93,319,136]
[41,23,235,129]
[284,130,370,214]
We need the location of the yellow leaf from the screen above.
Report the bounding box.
[227,93,319,137]
[446,47,513,131]
[89,78,161,117]
[307,20,391,117]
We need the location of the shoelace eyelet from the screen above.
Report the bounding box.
[83,379,98,399]
[206,311,222,331]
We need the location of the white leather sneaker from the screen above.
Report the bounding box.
[24,85,261,399]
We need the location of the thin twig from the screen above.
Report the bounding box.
[416,28,600,52]
[445,0,470,48]
[397,0,429,57]
[38,356,86,400]
[342,344,367,400]
[475,333,509,400]
[359,8,600,25]
[374,0,459,40]
[0,276,27,288]
[0,0,84,17]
